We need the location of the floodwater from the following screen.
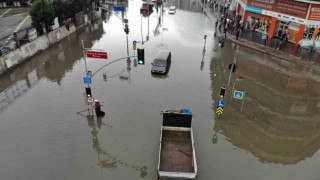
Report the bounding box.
[0,0,319,179]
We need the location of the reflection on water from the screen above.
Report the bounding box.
[211,43,320,164]
[0,19,106,113]
[84,110,148,178]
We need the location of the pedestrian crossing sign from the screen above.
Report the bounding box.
[233,90,244,100]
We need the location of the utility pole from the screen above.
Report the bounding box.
[123,18,129,57]
[228,57,236,87]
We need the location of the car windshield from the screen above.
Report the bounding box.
[169,6,175,10]
[153,59,166,67]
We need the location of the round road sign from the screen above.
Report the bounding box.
[133,40,137,45]
[87,97,94,103]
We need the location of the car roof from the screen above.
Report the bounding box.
[156,50,171,60]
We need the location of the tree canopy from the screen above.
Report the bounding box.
[29,0,55,31]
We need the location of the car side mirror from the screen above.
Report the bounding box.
[151,63,154,65]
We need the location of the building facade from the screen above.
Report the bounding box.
[235,0,320,45]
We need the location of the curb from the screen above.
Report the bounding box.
[227,36,303,63]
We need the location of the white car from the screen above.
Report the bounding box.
[168,6,176,14]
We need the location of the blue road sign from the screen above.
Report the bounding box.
[83,76,92,84]
[203,49,206,52]
[233,90,244,100]
[114,6,125,11]
[133,40,137,45]
[217,100,224,107]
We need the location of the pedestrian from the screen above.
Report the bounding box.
[281,32,287,42]
[224,27,227,39]
[303,26,308,39]
[215,21,218,28]
[236,28,240,40]
[94,99,105,117]
[308,25,315,40]
[312,25,318,40]
[262,31,268,45]
[316,27,320,40]
[277,26,283,38]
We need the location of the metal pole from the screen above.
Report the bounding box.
[230,81,235,101]
[227,63,233,87]
[240,91,246,113]
[126,34,129,57]
[82,40,88,75]
[227,57,236,87]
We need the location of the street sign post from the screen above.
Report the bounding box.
[216,106,223,115]
[217,100,224,107]
[83,76,92,84]
[114,6,125,11]
[87,97,94,103]
[233,90,244,100]
[228,57,237,87]
[86,50,108,59]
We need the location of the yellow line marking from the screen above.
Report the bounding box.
[14,15,30,32]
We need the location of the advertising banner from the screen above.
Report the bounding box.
[308,4,320,21]
[247,0,309,19]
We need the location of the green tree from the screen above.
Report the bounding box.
[29,0,55,33]
[52,0,69,23]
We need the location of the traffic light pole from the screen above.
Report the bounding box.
[91,56,137,77]
[82,40,88,81]
[227,57,236,87]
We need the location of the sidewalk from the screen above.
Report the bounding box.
[200,2,320,65]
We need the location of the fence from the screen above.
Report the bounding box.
[0,25,43,56]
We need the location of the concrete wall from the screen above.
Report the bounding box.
[0,24,76,75]
[0,8,101,75]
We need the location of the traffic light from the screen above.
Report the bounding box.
[219,86,226,98]
[124,24,129,34]
[228,63,237,73]
[232,64,237,73]
[137,48,145,65]
[218,40,224,47]
[85,87,92,97]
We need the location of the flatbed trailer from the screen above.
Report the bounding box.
[158,109,197,179]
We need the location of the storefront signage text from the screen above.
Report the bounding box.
[248,0,309,19]
[309,4,320,21]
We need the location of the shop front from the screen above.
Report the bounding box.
[237,0,310,45]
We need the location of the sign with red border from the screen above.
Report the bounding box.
[87,97,94,103]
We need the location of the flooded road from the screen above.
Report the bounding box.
[0,0,320,179]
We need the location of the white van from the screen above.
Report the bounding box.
[151,50,171,74]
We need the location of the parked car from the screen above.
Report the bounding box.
[151,50,171,74]
[168,6,176,14]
